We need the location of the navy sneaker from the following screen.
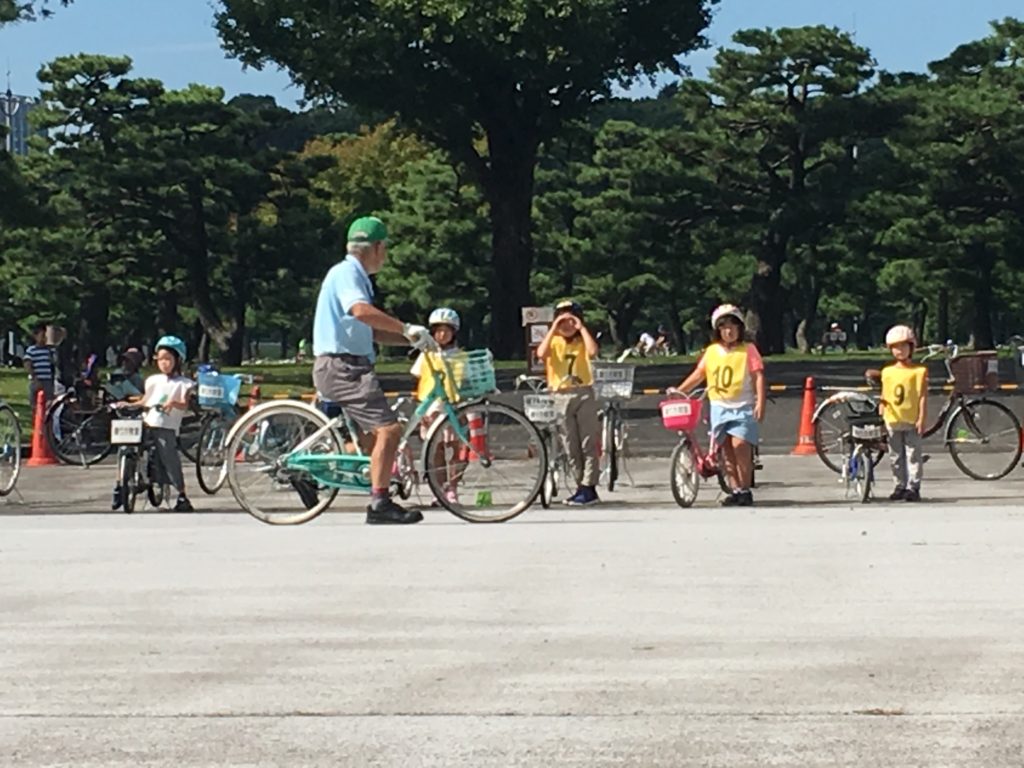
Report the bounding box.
[111,484,123,511]
[889,488,908,501]
[366,498,423,525]
[565,486,600,506]
[904,488,921,502]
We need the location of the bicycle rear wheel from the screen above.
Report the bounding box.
[45,393,114,466]
[0,404,21,496]
[423,401,545,523]
[670,438,700,508]
[858,446,873,503]
[176,409,204,463]
[815,399,886,473]
[225,402,342,525]
[196,413,231,495]
[946,398,1022,480]
[540,432,556,508]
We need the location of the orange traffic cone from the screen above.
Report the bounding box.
[247,384,261,411]
[26,389,58,467]
[791,376,818,456]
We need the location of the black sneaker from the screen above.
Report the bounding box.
[291,478,320,510]
[720,492,741,507]
[111,484,123,511]
[366,498,423,525]
[904,489,921,503]
[737,490,754,507]
[889,488,907,502]
[174,496,194,512]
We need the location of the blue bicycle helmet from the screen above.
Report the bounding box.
[155,335,187,362]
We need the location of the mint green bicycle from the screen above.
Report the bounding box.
[223,350,546,525]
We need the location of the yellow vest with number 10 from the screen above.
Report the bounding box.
[881,364,926,425]
[704,343,748,402]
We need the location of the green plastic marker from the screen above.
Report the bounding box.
[475,490,492,507]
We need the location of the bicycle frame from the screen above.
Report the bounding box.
[279,351,480,489]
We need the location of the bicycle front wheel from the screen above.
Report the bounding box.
[601,410,618,492]
[225,402,342,525]
[946,398,1022,480]
[0,404,21,496]
[196,413,231,495]
[423,401,545,523]
[120,452,138,514]
[670,438,699,508]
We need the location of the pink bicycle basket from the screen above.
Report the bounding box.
[659,398,702,432]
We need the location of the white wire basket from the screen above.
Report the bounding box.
[591,362,635,400]
[523,394,558,424]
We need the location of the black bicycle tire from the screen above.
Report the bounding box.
[858,446,873,503]
[0,404,21,496]
[605,413,618,492]
[815,403,886,473]
[195,414,229,495]
[669,438,699,508]
[177,409,204,463]
[146,449,165,508]
[122,453,138,514]
[945,398,1022,481]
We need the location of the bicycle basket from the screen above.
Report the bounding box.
[454,349,497,399]
[659,398,702,432]
[523,394,558,424]
[949,351,999,394]
[846,413,886,443]
[592,362,635,400]
[197,371,241,409]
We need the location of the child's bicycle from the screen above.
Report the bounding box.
[515,375,570,508]
[659,390,731,507]
[193,370,261,495]
[592,362,635,491]
[222,348,546,525]
[841,413,888,503]
[109,403,169,513]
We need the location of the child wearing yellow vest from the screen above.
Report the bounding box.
[410,307,465,505]
[880,325,928,502]
[672,304,765,506]
[536,299,601,506]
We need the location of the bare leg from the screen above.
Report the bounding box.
[720,440,740,491]
[730,436,753,489]
[370,422,401,490]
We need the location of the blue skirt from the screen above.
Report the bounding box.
[709,402,759,445]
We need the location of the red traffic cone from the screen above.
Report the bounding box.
[791,376,818,456]
[26,389,58,467]
[246,384,261,411]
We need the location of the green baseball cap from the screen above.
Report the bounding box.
[347,216,388,243]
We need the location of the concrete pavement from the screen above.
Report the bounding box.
[2,458,1024,766]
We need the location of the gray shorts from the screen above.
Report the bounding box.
[312,355,397,432]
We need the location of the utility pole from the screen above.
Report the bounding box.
[1,67,22,155]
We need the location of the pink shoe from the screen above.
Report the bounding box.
[445,489,460,506]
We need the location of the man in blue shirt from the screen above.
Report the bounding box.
[310,216,432,525]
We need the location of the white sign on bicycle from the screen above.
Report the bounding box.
[198,384,225,402]
[110,419,143,444]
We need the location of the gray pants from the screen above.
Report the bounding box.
[29,379,54,415]
[555,387,600,488]
[888,425,923,491]
[151,427,185,495]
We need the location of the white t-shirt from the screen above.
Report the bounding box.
[638,332,656,352]
[142,374,194,433]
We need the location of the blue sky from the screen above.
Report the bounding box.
[1,0,1021,107]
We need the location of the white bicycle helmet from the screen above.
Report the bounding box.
[428,307,460,331]
[885,324,915,347]
[710,303,745,329]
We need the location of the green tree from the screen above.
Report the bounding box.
[0,0,70,23]
[679,26,882,353]
[215,0,717,356]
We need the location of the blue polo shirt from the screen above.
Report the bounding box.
[312,255,376,361]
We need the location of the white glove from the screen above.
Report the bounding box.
[402,323,434,350]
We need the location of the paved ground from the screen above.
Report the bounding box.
[2,458,1024,766]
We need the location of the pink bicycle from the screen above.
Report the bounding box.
[659,390,736,507]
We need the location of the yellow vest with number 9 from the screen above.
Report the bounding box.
[881,364,926,425]
[704,343,748,402]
